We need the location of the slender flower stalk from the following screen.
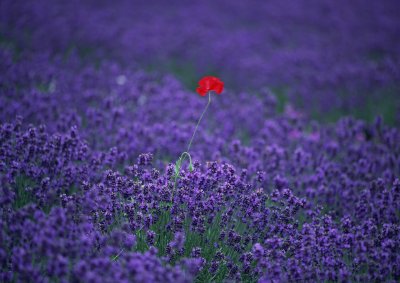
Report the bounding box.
[171,76,223,197]
[173,91,212,193]
[186,91,212,154]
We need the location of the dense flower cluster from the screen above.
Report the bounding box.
[1,1,400,282]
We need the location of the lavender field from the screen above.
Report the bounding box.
[1,1,400,282]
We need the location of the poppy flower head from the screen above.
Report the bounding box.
[196,76,224,96]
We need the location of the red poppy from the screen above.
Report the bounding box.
[196,76,224,96]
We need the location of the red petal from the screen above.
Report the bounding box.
[214,84,223,94]
[197,76,224,95]
[196,87,207,96]
[201,78,213,90]
[214,81,224,94]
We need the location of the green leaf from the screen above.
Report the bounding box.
[174,160,181,175]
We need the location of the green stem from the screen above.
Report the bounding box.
[172,151,192,197]
[186,91,211,153]
[172,91,212,198]
[179,152,193,169]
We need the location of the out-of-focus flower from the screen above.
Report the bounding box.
[196,76,224,96]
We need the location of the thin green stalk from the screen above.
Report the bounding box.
[173,151,193,192]
[186,91,212,153]
[172,91,212,196]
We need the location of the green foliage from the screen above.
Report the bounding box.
[13,176,36,209]
[270,86,289,114]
